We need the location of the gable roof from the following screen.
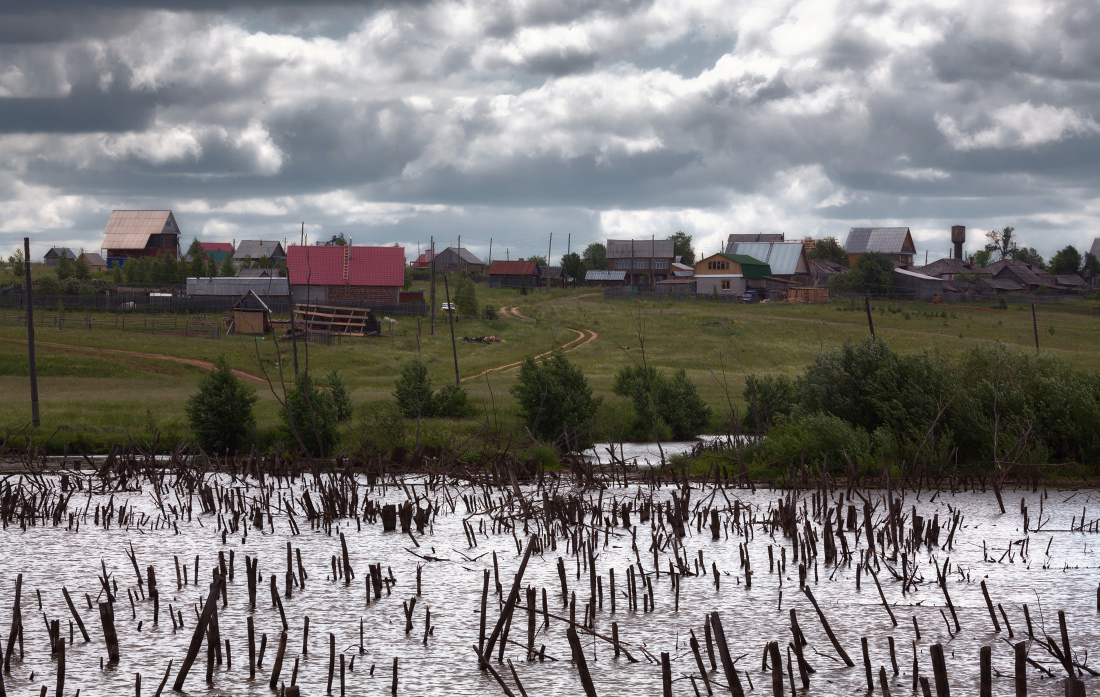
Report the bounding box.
[729,241,807,276]
[79,252,106,266]
[437,247,484,265]
[286,245,405,287]
[845,227,916,255]
[199,242,234,253]
[585,269,626,281]
[1091,238,1100,260]
[237,268,273,278]
[994,264,1043,286]
[102,210,179,250]
[606,239,675,259]
[45,247,76,260]
[725,233,784,250]
[488,260,538,276]
[977,277,1025,291]
[1054,274,1086,287]
[232,290,271,313]
[233,240,285,260]
[720,253,772,278]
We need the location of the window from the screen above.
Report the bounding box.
[634,259,649,269]
[616,259,631,269]
[721,280,730,290]
[654,259,668,269]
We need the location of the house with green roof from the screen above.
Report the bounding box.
[693,252,771,296]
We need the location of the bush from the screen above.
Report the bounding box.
[482,304,498,320]
[185,356,258,454]
[761,413,873,470]
[741,374,796,432]
[453,273,478,316]
[394,360,476,419]
[434,382,476,418]
[281,372,351,455]
[613,364,710,440]
[511,353,600,450]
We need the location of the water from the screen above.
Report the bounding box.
[1,473,1097,695]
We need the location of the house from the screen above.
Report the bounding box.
[192,242,234,264]
[727,241,809,280]
[230,291,272,335]
[237,268,275,278]
[725,233,784,251]
[432,247,485,275]
[808,259,846,288]
[916,257,989,281]
[79,252,108,273]
[606,239,676,284]
[43,247,76,266]
[410,251,433,270]
[844,227,916,267]
[894,268,945,300]
[286,245,405,305]
[1053,274,1087,291]
[487,260,540,288]
[101,210,181,264]
[976,277,1025,294]
[584,269,627,285]
[671,262,694,277]
[693,253,771,296]
[992,263,1046,291]
[540,266,569,287]
[233,240,286,265]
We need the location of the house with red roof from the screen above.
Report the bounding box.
[286,245,406,305]
[195,242,235,264]
[488,259,541,288]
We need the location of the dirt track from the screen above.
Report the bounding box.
[462,328,598,382]
[0,337,267,383]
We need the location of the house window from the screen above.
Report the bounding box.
[616,259,631,269]
[654,259,668,269]
[634,259,649,269]
[721,280,730,290]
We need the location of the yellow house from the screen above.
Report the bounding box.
[693,253,771,296]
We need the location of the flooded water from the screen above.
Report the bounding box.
[1,473,1097,696]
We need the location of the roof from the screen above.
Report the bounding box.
[585,269,627,281]
[916,257,989,277]
[286,245,405,287]
[720,253,772,278]
[809,259,846,275]
[977,277,1025,291]
[232,290,271,313]
[437,247,484,265]
[894,268,944,282]
[102,210,179,250]
[541,266,564,279]
[186,276,290,296]
[655,277,695,285]
[237,268,273,278]
[234,240,285,260]
[1091,238,1100,259]
[606,239,675,259]
[80,252,106,266]
[994,264,1043,286]
[1054,274,1086,287]
[45,247,76,259]
[199,242,234,253]
[488,260,538,276]
[725,233,784,250]
[844,227,916,255]
[729,241,807,276]
[671,262,694,277]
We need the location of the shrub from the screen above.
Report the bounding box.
[185,356,258,454]
[327,370,354,422]
[741,374,796,432]
[614,364,710,440]
[453,273,478,316]
[281,372,350,455]
[511,353,600,450]
[434,382,476,418]
[760,413,873,470]
[482,304,498,320]
[394,361,434,418]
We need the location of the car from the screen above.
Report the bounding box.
[740,291,760,303]
[440,302,456,313]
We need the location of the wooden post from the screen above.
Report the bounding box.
[566,627,598,697]
[1014,641,1027,696]
[443,274,460,385]
[864,291,875,339]
[62,588,89,643]
[99,602,119,664]
[268,631,287,690]
[709,612,746,697]
[930,643,950,697]
[661,652,673,697]
[172,578,223,691]
[430,236,436,336]
[54,638,63,697]
[980,646,992,697]
[802,587,854,666]
[23,238,39,426]
[1031,304,1039,353]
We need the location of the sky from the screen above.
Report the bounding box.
[1,0,1098,265]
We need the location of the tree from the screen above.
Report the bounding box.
[511,353,600,450]
[582,243,608,271]
[394,361,434,419]
[1016,247,1044,268]
[808,237,848,267]
[984,226,1015,260]
[560,252,584,281]
[830,252,894,296]
[403,265,413,290]
[186,240,206,277]
[56,253,73,280]
[527,255,547,267]
[73,253,91,281]
[206,256,218,278]
[1048,245,1082,274]
[1082,252,1100,283]
[10,250,24,279]
[669,231,695,265]
[220,253,235,277]
[972,249,992,267]
[453,273,478,316]
[615,365,710,440]
[185,356,258,454]
[281,372,351,455]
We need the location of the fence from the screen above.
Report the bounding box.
[0,310,224,339]
[0,293,429,317]
[603,286,1093,306]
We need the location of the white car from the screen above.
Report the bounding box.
[440,302,456,313]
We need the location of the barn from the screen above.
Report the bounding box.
[286,245,405,306]
[101,210,182,265]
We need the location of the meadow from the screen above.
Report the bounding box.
[2,280,1099,453]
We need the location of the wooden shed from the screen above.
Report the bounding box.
[788,287,829,303]
[231,290,272,335]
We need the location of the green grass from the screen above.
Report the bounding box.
[3,282,1100,454]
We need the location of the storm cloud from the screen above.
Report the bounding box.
[1,0,1098,263]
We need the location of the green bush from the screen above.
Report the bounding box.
[511,353,600,450]
[482,304,498,320]
[760,413,873,470]
[613,364,709,440]
[394,361,434,418]
[453,273,478,316]
[281,372,351,455]
[433,382,476,418]
[185,356,258,454]
[741,374,796,432]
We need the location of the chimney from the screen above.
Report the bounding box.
[951,225,966,260]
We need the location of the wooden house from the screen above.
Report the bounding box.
[101,210,181,264]
[432,247,485,274]
[43,247,76,267]
[230,290,272,335]
[488,260,540,288]
[844,227,916,267]
[286,245,405,305]
[233,240,286,265]
[693,253,771,296]
[606,239,676,284]
[79,252,108,273]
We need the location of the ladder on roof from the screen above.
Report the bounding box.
[342,244,350,283]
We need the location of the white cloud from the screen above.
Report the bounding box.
[937,103,1100,150]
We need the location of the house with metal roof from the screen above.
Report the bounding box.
[844,227,916,267]
[487,260,540,288]
[79,252,107,273]
[727,241,808,278]
[43,247,77,266]
[286,245,405,305]
[894,268,945,300]
[605,238,676,284]
[584,269,627,285]
[186,276,290,300]
[101,210,181,264]
[189,242,234,264]
[693,253,771,297]
[233,240,286,264]
[432,247,485,274]
[916,257,989,281]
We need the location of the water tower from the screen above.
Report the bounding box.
[951,225,966,260]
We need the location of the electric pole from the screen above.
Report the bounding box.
[430,236,436,336]
[24,237,39,427]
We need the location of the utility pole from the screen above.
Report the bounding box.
[864,291,875,340]
[287,223,301,376]
[1032,304,1039,353]
[444,275,460,385]
[567,233,571,255]
[24,237,39,427]
[488,238,492,266]
[429,236,436,336]
[546,232,552,291]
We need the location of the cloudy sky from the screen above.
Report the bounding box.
[2,0,1098,264]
